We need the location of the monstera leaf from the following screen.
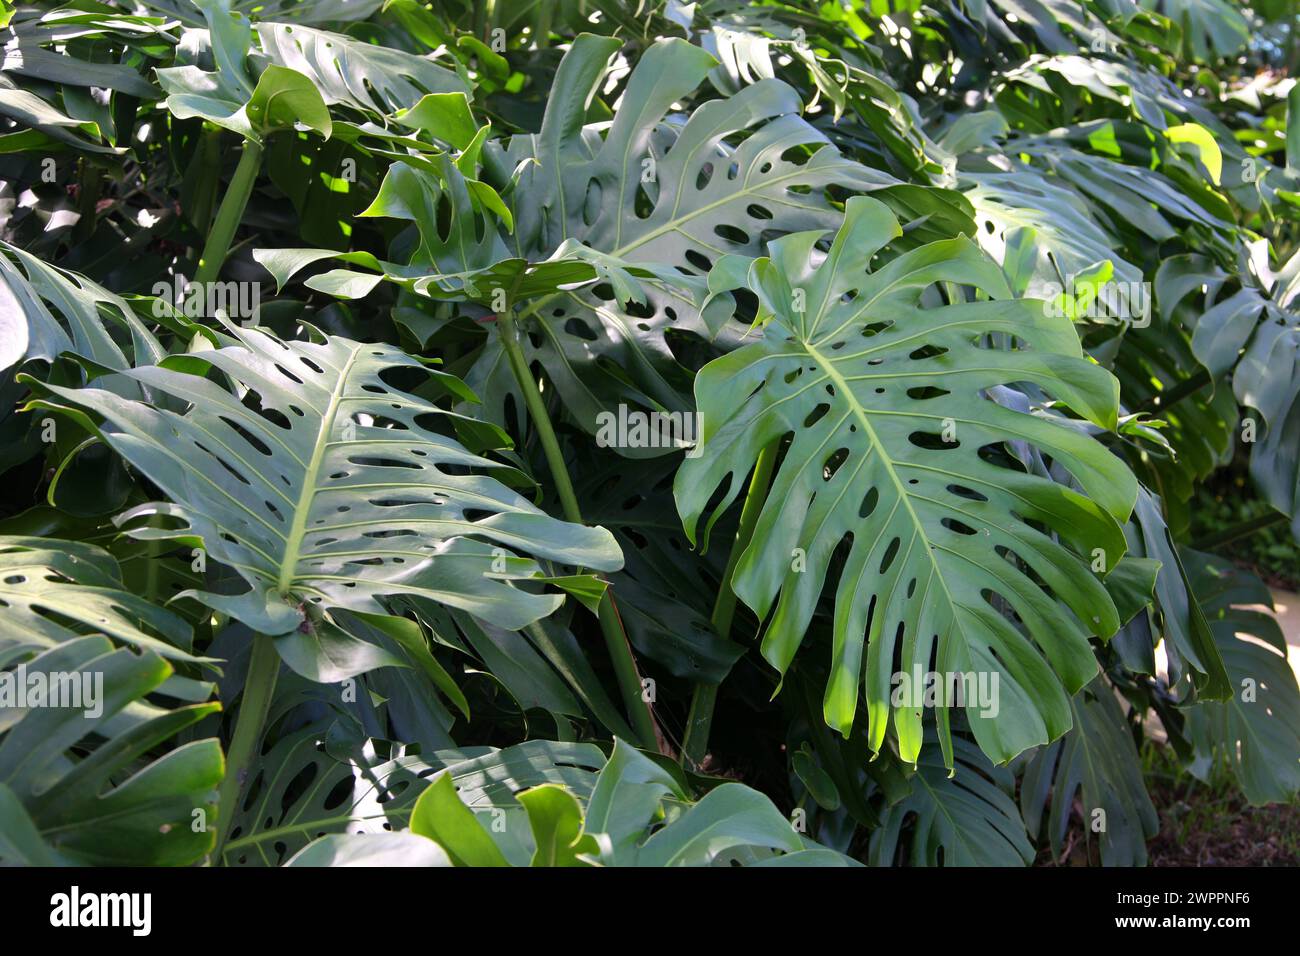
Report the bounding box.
[463,33,893,439]
[0,539,221,866]
[1112,307,1235,532]
[0,639,222,866]
[1,242,166,378]
[1020,675,1159,866]
[870,735,1035,867]
[1127,488,1230,696]
[1015,129,1233,252]
[155,1,330,144]
[1181,550,1300,806]
[962,166,1142,300]
[703,25,946,179]
[0,536,202,667]
[677,196,1138,769]
[257,165,660,312]
[289,738,854,867]
[24,324,622,655]
[996,55,1254,203]
[961,0,1117,55]
[1157,250,1300,537]
[156,0,465,143]
[252,22,467,116]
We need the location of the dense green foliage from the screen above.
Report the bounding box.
[0,0,1298,867]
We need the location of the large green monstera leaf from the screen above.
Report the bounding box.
[1182,550,1300,806]
[467,33,895,439]
[677,196,1138,768]
[25,324,621,645]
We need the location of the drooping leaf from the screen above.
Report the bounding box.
[1181,550,1300,806]
[870,735,1035,867]
[1020,675,1159,866]
[1128,489,1230,697]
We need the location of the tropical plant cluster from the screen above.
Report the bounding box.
[0,0,1298,868]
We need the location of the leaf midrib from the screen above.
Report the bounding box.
[276,343,364,596]
[799,338,961,632]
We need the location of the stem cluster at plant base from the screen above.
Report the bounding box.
[495,307,659,751]
[682,440,780,770]
[194,138,263,287]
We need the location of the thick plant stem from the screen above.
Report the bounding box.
[495,309,658,750]
[213,634,279,862]
[681,440,779,770]
[194,138,263,287]
[496,311,584,525]
[189,127,224,244]
[596,595,658,748]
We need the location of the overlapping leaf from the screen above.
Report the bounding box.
[300,738,855,867]
[1182,550,1300,805]
[224,729,604,866]
[677,196,1138,768]
[1020,676,1159,866]
[870,736,1035,867]
[25,324,622,641]
[0,540,221,866]
[1158,250,1300,537]
[469,33,895,440]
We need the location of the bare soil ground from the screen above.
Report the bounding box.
[1146,782,1300,867]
